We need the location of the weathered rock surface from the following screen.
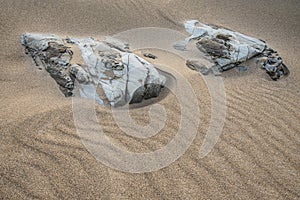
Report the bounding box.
[21,34,166,106]
[70,37,166,107]
[21,33,74,96]
[177,20,289,80]
[257,48,290,80]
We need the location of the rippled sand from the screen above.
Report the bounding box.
[0,0,299,199]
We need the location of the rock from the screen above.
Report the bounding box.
[144,83,162,99]
[21,34,166,105]
[186,60,210,75]
[211,65,222,76]
[143,53,157,59]
[196,38,230,59]
[178,20,289,80]
[64,37,76,44]
[130,86,145,104]
[70,64,91,84]
[63,37,166,107]
[21,33,74,96]
[190,21,266,70]
[258,48,290,80]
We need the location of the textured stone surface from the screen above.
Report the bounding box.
[257,48,290,80]
[70,37,166,107]
[178,20,289,80]
[21,33,74,96]
[21,34,165,106]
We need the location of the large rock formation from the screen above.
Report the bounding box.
[67,36,166,107]
[176,20,289,80]
[21,33,166,107]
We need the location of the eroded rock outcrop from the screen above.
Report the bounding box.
[21,33,165,107]
[21,33,74,96]
[67,37,166,107]
[176,20,289,80]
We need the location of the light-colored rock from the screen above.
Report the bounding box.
[177,20,289,80]
[183,20,266,69]
[21,33,74,96]
[71,37,166,107]
[21,33,63,51]
[21,33,166,106]
[70,64,91,84]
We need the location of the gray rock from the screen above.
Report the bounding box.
[21,33,74,96]
[21,34,166,105]
[258,48,290,80]
[179,20,289,80]
[144,83,162,99]
[143,53,157,59]
[70,64,91,84]
[71,37,166,107]
[186,60,210,75]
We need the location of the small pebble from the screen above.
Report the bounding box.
[143,53,157,59]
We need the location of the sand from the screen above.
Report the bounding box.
[0,0,299,199]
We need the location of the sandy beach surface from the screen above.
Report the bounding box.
[0,0,299,199]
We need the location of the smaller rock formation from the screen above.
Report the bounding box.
[256,48,290,80]
[177,20,289,80]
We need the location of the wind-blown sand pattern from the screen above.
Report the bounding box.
[0,0,299,199]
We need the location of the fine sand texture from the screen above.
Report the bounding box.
[0,0,299,199]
